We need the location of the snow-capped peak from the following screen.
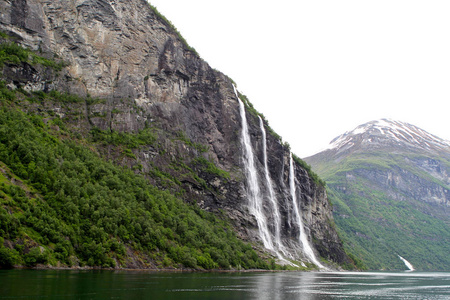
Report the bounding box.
[328,119,450,153]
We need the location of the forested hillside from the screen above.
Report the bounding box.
[0,38,279,269]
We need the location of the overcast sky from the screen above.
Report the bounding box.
[148,0,450,158]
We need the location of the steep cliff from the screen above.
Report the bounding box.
[0,0,349,269]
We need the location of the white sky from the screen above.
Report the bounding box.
[148,0,450,158]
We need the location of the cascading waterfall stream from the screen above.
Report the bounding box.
[236,87,275,251]
[289,154,326,269]
[259,116,288,258]
[398,255,415,271]
[234,85,325,268]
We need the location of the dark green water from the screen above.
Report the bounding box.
[0,270,449,299]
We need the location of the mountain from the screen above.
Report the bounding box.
[0,0,350,269]
[305,119,450,270]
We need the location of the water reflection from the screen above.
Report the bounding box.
[253,271,285,300]
[279,272,320,300]
[0,270,449,299]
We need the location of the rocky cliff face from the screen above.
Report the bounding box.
[0,0,349,267]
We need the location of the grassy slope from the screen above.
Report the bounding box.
[320,152,450,270]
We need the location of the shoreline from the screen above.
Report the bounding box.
[5,265,327,273]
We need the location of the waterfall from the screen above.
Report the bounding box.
[234,85,324,268]
[236,88,274,251]
[398,255,415,271]
[259,116,287,257]
[289,154,325,269]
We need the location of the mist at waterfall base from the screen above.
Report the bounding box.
[1,270,449,299]
[236,87,324,269]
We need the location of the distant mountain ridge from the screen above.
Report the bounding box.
[328,119,450,155]
[305,119,450,270]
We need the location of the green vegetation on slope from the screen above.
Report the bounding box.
[0,106,272,269]
[0,32,340,271]
[147,2,198,56]
[322,156,450,271]
[292,154,326,187]
[0,42,66,71]
[0,39,277,270]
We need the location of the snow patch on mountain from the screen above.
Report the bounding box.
[328,119,450,153]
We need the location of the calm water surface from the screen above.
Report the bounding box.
[0,270,449,299]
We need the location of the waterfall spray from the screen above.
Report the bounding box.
[289,154,325,269]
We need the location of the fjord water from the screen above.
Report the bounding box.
[1,270,449,299]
